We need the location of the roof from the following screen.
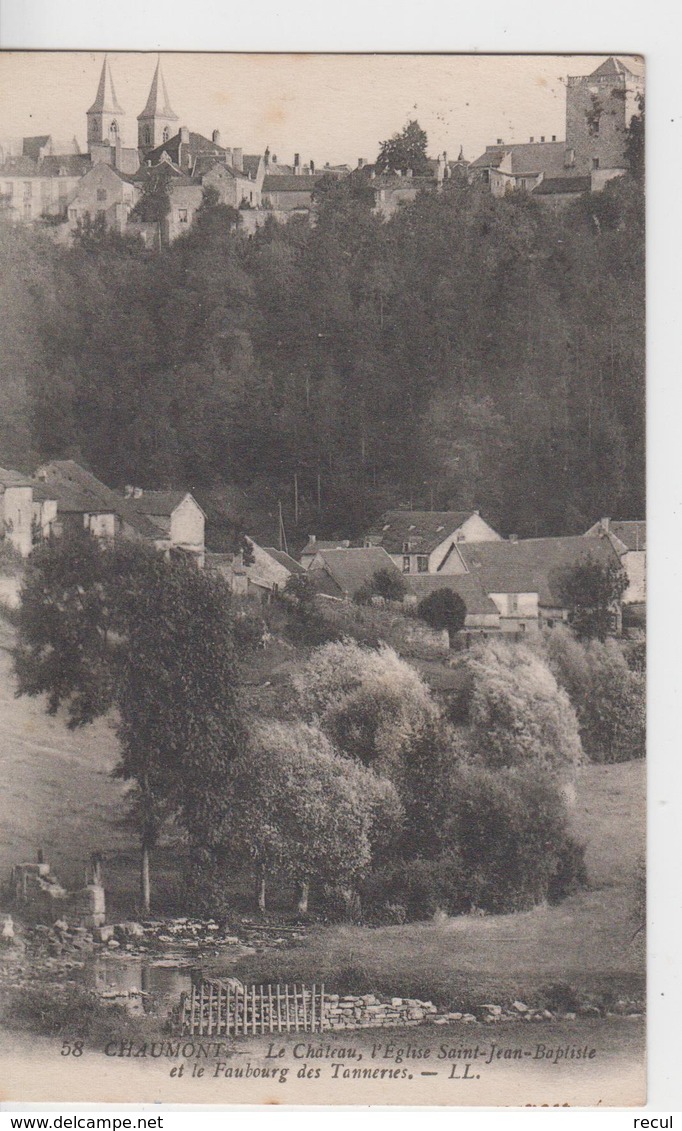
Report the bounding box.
[0,466,32,488]
[138,57,178,122]
[147,131,227,169]
[588,56,644,80]
[242,155,263,179]
[609,521,646,552]
[123,490,189,517]
[470,141,566,176]
[88,56,124,116]
[368,510,479,555]
[533,175,591,196]
[585,519,646,552]
[301,538,356,557]
[35,461,159,538]
[22,135,51,161]
[262,174,322,192]
[40,154,92,177]
[312,546,400,597]
[261,547,305,574]
[404,573,499,617]
[458,535,620,607]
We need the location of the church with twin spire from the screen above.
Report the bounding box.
[0,54,267,237]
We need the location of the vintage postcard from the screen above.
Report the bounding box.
[0,51,645,1107]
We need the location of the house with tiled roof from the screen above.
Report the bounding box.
[532,174,591,210]
[307,546,402,601]
[34,461,162,546]
[403,573,501,632]
[457,533,623,633]
[300,536,358,569]
[365,509,502,575]
[584,518,646,604]
[122,487,206,565]
[261,173,324,212]
[469,139,567,197]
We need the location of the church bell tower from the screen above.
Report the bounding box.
[137,57,179,154]
[87,55,125,149]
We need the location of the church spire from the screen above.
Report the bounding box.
[137,56,179,152]
[87,55,125,149]
[88,54,124,116]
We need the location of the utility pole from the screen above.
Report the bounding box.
[294,473,299,526]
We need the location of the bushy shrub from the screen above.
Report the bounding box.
[316,601,449,660]
[442,765,587,913]
[541,627,645,762]
[294,640,439,779]
[232,608,267,651]
[361,851,470,922]
[469,640,583,775]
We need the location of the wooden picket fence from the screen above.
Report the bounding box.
[178,980,326,1036]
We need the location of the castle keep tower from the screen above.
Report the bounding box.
[565,56,644,181]
[137,57,179,153]
[87,55,125,148]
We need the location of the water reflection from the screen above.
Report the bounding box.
[85,955,195,1015]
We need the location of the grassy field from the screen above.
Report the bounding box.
[0,616,645,1004]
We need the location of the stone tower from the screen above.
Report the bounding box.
[137,57,179,154]
[564,56,644,181]
[87,55,125,149]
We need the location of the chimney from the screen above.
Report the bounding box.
[308,534,316,546]
[310,159,315,174]
[601,517,611,533]
[530,136,534,143]
[294,153,300,174]
[272,154,277,164]
[232,147,243,172]
[212,129,221,145]
[496,138,504,145]
[509,533,518,543]
[264,145,270,166]
[179,126,190,145]
[358,157,365,168]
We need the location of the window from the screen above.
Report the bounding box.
[23,200,32,220]
[178,208,188,223]
[402,541,412,553]
[402,556,411,573]
[110,120,118,137]
[592,157,600,170]
[509,593,519,614]
[417,556,429,573]
[97,188,107,202]
[162,126,170,142]
[23,181,32,198]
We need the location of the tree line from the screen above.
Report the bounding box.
[0,162,644,545]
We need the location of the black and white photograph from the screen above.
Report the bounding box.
[0,49,646,1106]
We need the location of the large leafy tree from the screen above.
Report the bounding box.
[557,553,628,641]
[376,119,430,175]
[15,535,244,912]
[225,720,403,913]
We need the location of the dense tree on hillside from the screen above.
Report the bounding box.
[0,169,644,543]
[416,588,466,645]
[15,536,244,911]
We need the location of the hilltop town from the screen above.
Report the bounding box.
[0,54,643,241]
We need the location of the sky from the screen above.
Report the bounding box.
[0,52,640,168]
